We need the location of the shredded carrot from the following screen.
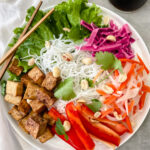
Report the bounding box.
[138,90,143,95]
[124,115,133,133]
[112,103,121,114]
[122,113,127,119]
[101,108,114,119]
[133,106,137,115]
[106,83,116,91]
[114,70,119,77]
[104,95,117,105]
[137,54,149,74]
[128,100,135,113]
[119,58,141,64]
[118,63,136,91]
[139,92,147,110]
[137,65,144,75]
[137,82,141,87]
[142,84,150,93]
[96,89,107,96]
[93,69,103,83]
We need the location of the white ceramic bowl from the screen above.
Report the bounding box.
[1,3,150,150]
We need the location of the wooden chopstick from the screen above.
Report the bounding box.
[0,0,43,80]
[0,7,55,67]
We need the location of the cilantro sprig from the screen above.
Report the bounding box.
[96,52,123,73]
[87,99,102,112]
[54,77,76,101]
[55,118,68,140]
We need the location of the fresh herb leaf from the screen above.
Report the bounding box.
[7,71,21,81]
[87,99,102,112]
[54,77,76,101]
[86,78,94,87]
[1,80,7,96]
[96,52,123,73]
[55,118,68,140]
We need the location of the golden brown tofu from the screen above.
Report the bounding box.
[29,100,46,113]
[43,112,55,126]
[42,72,57,91]
[37,88,55,109]
[18,99,31,116]
[6,81,23,96]
[19,111,38,133]
[38,128,53,143]
[24,115,47,139]
[5,94,22,105]
[24,82,40,100]
[8,58,23,76]
[21,74,33,87]
[9,106,24,121]
[28,66,45,85]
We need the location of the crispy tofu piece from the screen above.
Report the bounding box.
[5,94,22,105]
[24,82,40,100]
[43,112,55,126]
[28,66,45,85]
[9,106,24,121]
[19,111,38,133]
[25,115,47,139]
[8,58,23,76]
[38,128,53,143]
[37,88,55,109]
[18,99,31,116]
[6,81,23,96]
[42,72,57,91]
[29,100,46,113]
[21,74,33,87]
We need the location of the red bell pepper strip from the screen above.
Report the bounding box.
[48,107,85,150]
[77,103,127,136]
[66,102,95,150]
[77,105,120,146]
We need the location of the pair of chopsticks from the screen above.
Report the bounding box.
[0,0,54,80]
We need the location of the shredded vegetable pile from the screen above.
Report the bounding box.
[79,20,135,59]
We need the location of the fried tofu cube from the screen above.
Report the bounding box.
[5,94,22,105]
[8,58,23,76]
[25,115,47,138]
[28,66,45,85]
[42,72,57,91]
[24,82,40,100]
[38,128,53,143]
[18,99,31,116]
[37,88,55,109]
[9,106,24,121]
[19,111,38,133]
[29,100,45,113]
[43,112,55,126]
[6,81,23,96]
[21,74,33,87]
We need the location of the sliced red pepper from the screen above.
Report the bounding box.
[77,105,120,146]
[77,103,127,136]
[48,107,85,150]
[66,102,95,150]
